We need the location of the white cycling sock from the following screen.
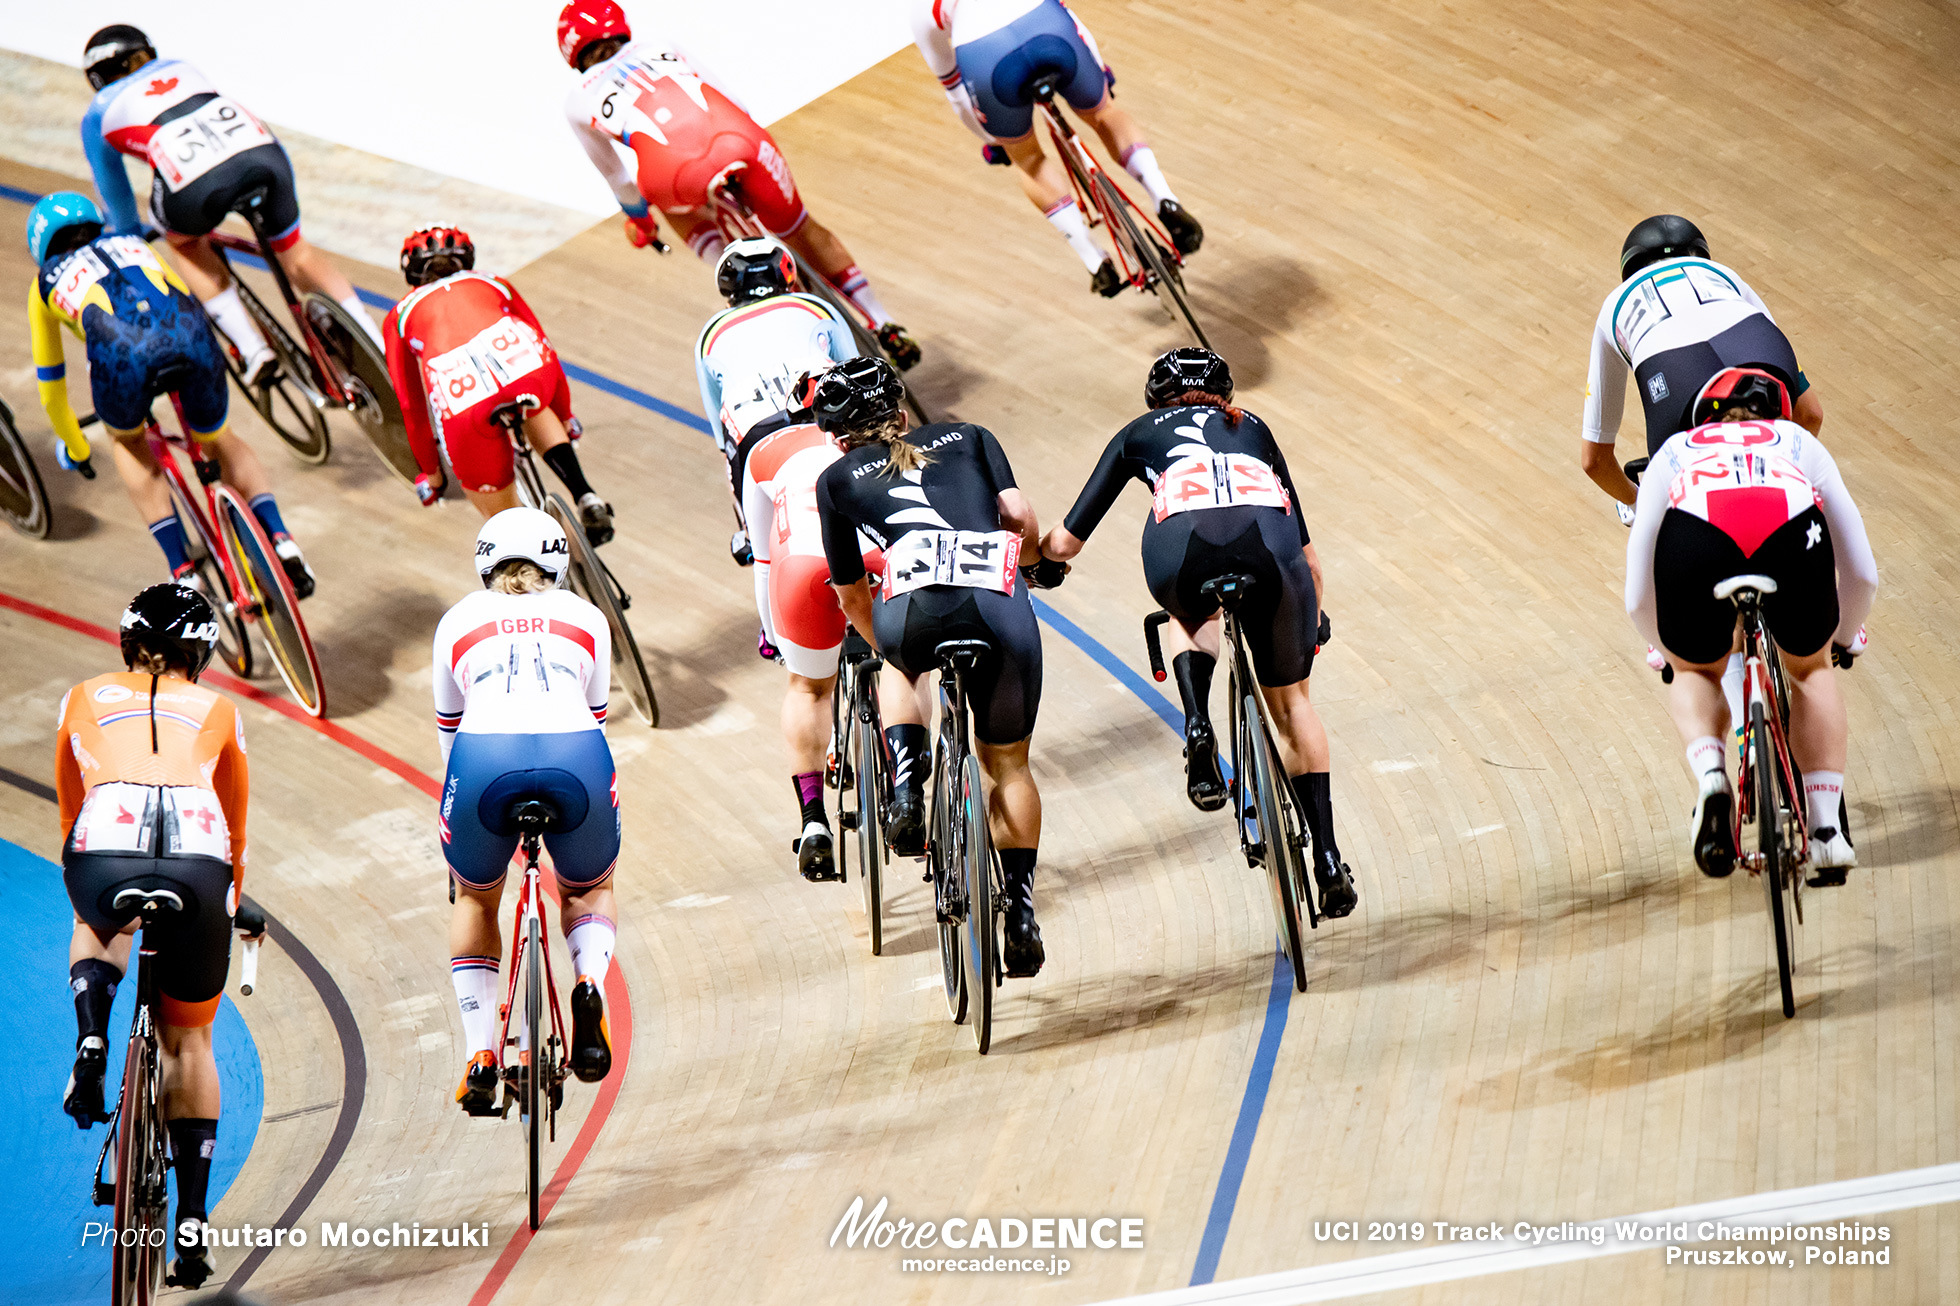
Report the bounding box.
[1805,771,1845,832]
[567,913,617,985]
[1044,197,1106,272]
[449,955,500,1056]
[1721,653,1746,738]
[1686,735,1727,789]
[202,285,269,358]
[338,293,385,347]
[1121,144,1177,207]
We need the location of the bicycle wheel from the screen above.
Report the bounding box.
[304,293,417,486]
[215,487,325,716]
[0,398,52,538]
[544,493,659,726]
[111,1034,166,1305]
[223,281,330,463]
[1246,689,1310,992]
[524,911,545,1230]
[933,740,967,1023]
[960,751,997,1053]
[852,700,886,955]
[1097,173,1212,349]
[167,481,251,678]
[1754,705,1797,1018]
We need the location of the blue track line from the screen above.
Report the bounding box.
[1,177,1287,1285]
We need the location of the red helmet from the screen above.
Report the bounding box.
[1692,366,1791,425]
[400,226,475,287]
[558,2,631,69]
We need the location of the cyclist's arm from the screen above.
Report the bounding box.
[816,472,867,588]
[80,94,144,234]
[1266,436,1313,549]
[692,335,724,440]
[1622,456,1669,651]
[432,620,465,767]
[55,687,86,833]
[29,288,91,463]
[1052,429,1132,554]
[1805,442,1878,644]
[580,604,611,728]
[997,487,1040,565]
[209,700,249,877]
[823,312,858,364]
[909,4,991,142]
[1582,319,1637,504]
[500,279,551,342]
[566,104,649,217]
[382,305,441,480]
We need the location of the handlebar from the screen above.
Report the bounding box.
[1144,611,1171,682]
[235,904,266,996]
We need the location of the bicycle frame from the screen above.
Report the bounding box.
[1220,604,1320,931]
[495,845,569,1117]
[1734,605,1810,877]
[1034,93,1183,292]
[207,225,351,409]
[147,402,256,625]
[931,663,974,924]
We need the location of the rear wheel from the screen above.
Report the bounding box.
[852,699,886,956]
[932,741,967,1023]
[960,751,997,1053]
[1246,688,1309,992]
[303,293,417,486]
[111,1034,166,1305]
[224,280,330,463]
[0,399,52,538]
[215,487,324,715]
[524,912,544,1230]
[545,493,659,726]
[1755,706,1797,1018]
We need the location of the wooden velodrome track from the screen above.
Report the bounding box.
[3,2,1958,1303]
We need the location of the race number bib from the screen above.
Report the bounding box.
[881,529,1019,599]
[148,97,275,192]
[1151,454,1291,522]
[721,365,802,439]
[67,782,231,861]
[45,235,166,319]
[425,318,548,420]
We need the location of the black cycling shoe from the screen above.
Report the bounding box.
[885,787,927,859]
[875,322,923,371]
[796,822,840,882]
[1090,258,1124,298]
[1184,722,1227,811]
[456,1051,501,1116]
[1002,900,1045,978]
[569,979,612,1083]
[165,1241,215,1289]
[1158,200,1203,256]
[1691,786,1736,878]
[63,1036,110,1129]
[1313,849,1358,919]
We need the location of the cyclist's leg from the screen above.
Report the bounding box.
[522,368,611,541]
[60,853,140,1127]
[248,145,384,345]
[148,854,234,1263]
[778,555,847,874]
[147,168,273,371]
[1758,506,1852,865]
[442,734,522,1100]
[528,730,621,1079]
[669,208,728,263]
[443,407,522,519]
[967,582,1045,971]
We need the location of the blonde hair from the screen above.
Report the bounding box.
[128,648,179,675]
[489,559,555,594]
[851,414,930,476]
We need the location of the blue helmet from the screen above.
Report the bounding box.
[27,192,104,266]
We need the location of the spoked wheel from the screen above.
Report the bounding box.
[225,280,331,463]
[303,293,417,486]
[523,913,545,1230]
[1243,689,1309,992]
[111,1036,166,1305]
[850,702,886,956]
[216,488,325,716]
[169,482,251,678]
[1753,705,1797,1018]
[960,752,998,1053]
[1098,173,1212,349]
[0,398,52,538]
[933,743,968,1023]
[545,494,659,726]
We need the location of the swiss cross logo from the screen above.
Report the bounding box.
[116,805,136,824]
[145,76,179,96]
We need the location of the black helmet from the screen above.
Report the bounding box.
[1692,366,1791,426]
[802,356,905,436]
[83,25,156,91]
[1145,347,1233,409]
[1620,214,1709,279]
[119,582,219,680]
[715,238,797,306]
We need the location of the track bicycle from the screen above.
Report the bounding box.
[490,799,572,1231]
[927,638,1005,1053]
[831,626,889,955]
[1145,575,1317,993]
[496,402,660,727]
[89,891,263,1306]
[1025,74,1211,349]
[203,186,414,482]
[0,392,53,538]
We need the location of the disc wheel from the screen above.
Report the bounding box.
[303,293,417,485]
[1244,689,1309,992]
[225,280,330,463]
[1755,706,1797,1018]
[524,914,545,1230]
[544,493,659,726]
[216,487,324,715]
[0,398,52,538]
[168,481,251,679]
[851,699,885,955]
[960,752,997,1053]
[111,1034,166,1305]
[933,743,968,1023]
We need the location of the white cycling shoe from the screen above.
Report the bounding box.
[1805,827,1856,887]
[241,345,278,388]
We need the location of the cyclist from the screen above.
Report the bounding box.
[1037,347,1358,919]
[811,357,1049,975]
[1583,215,1823,506]
[57,583,247,1289]
[435,508,620,1115]
[1626,368,1876,886]
[28,192,317,597]
[909,0,1203,297]
[79,24,385,386]
[383,226,614,544]
[697,238,859,567]
[558,1,923,370]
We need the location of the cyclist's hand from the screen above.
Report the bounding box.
[1022,556,1068,589]
[233,903,267,941]
[623,213,664,250]
[566,416,584,441]
[1616,501,1636,527]
[1832,626,1869,669]
[413,472,444,507]
[55,439,96,479]
[1316,611,1333,648]
[982,144,1011,167]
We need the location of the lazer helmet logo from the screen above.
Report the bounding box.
[476,540,496,556]
[542,538,569,555]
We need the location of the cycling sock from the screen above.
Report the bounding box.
[1121,144,1177,207]
[148,516,192,575]
[830,264,894,327]
[541,443,596,500]
[885,724,929,795]
[688,229,727,263]
[1686,735,1727,787]
[792,771,827,828]
[165,1118,218,1231]
[1043,197,1108,273]
[1290,771,1338,858]
[999,847,1037,907]
[71,958,122,1044]
[1721,653,1746,739]
[201,285,270,359]
[1172,650,1215,734]
[338,293,385,348]
[449,955,500,1055]
[567,914,617,985]
[1805,771,1845,831]
[247,493,289,540]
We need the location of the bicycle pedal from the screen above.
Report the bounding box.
[840,811,858,831]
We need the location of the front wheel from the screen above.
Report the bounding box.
[0,398,52,538]
[545,493,658,726]
[960,752,997,1053]
[168,480,251,679]
[215,487,324,716]
[524,911,545,1230]
[1755,706,1797,1018]
[1098,173,1211,349]
[223,281,331,463]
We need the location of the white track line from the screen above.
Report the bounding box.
[1091,1163,1960,1305]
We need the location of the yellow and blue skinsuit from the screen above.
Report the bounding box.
[30,232,230,458]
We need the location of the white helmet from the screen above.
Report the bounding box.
[475,506,569,586]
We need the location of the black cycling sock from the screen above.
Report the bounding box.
[1290,771,1338,859]
[884,724,929,795]
[1173,651,1216,733]
[71,958,123,1045]
[166,1117,218,1231]
[541,443,595,500]
[792,771,827,828]
[999,847,1037,908]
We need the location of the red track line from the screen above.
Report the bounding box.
[1,586,634,1302]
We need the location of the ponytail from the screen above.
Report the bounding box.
[845,414,931,476]
[1167,390,1244,424]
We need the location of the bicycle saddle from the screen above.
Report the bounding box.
[505,798,562,834]
[488,395,543,433]
[1199,573,1257,608]
[112,886,185,916]
[231,185,272,214]
[935,638,994,670]
[1713,574,1778,603]
[151,363,197,396]
[1007,37,1079,102]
